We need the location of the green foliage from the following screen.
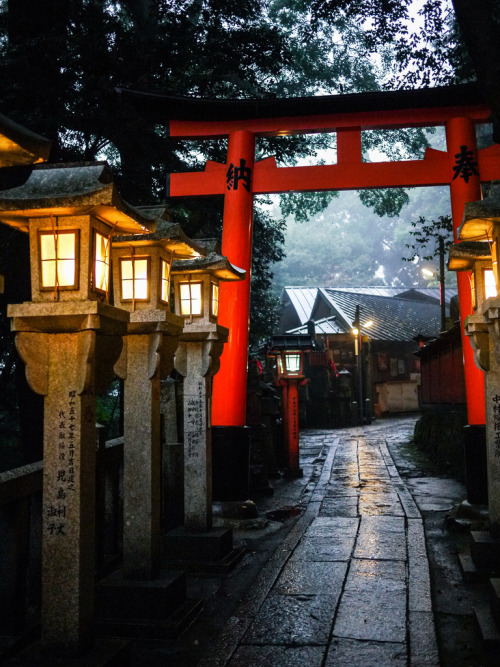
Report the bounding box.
[95,380,122,441]
[403,214,454,263]
[358,189,410,218]
[310,0,473,88]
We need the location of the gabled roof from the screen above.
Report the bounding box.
[287,316,347,336]
[282,287,318,325]
[312,289,441,341]
[322,286,457,304]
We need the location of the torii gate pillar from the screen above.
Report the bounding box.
[446,116,485,425]
[212,131,255,426]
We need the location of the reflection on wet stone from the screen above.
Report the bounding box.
[243,594,338,645]
[274,560,347,596]
[354,516,406,560]
[229,645,325,667]
[211,422,438,667]
[325,638,407,666]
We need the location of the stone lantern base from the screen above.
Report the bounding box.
[94,571,202,639]
[162,526,245,574]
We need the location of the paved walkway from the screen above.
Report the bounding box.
[200,422,439,667]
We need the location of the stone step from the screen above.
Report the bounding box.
[95,570,187,621]
[458,551,480,583]
[95,598,203,640]
[470,531,500,574]
[162,545,246,574]
[474,603,500,651]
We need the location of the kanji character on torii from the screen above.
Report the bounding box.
[119,83,500,430]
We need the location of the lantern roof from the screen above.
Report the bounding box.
[0,112,51,167]
[268,334,315,352]
[0,162,156,234]
[458,196,500,240]
[113,221,207,259]
[448,241,491,271]
[171,247,245,281]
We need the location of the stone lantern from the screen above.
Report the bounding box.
[453,200,500,530]
[164,247,245,569]
[448,241,495,370]
[269,334,313,478]
[110,225,206,580]
[0,162,155,656]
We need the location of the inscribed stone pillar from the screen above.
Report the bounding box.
[477,300,500,529]
[466,302,500,529]
[120,334,161,578]
[175,337,225,532]
[114,315,181,579]
[10,302,126,656]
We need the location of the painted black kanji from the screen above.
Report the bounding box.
[452,145,478,183]
[226,159,252,191]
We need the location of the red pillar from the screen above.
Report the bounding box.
[281,381,289,466]
[212,131,255,426]
[287,379,300,472]
[445,116,485,425]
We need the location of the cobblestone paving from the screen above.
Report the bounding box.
[201,421,439,667]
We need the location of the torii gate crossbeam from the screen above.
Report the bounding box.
[120,83,500,429]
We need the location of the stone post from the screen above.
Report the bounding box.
[114,315,182,578]
[9,302,126,656]
[174,336,226,532]
[468,301,500,530]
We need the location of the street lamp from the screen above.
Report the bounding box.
[352,306,373,424]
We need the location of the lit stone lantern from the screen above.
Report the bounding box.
[453,200,500,530]
[448,241,494,376]
[0,110,51,167]
[110,225,206,580]
[269,335,313,478]
[0,162,155,656]
[164,247,245,567]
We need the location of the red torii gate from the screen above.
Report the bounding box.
[120,83,500,429]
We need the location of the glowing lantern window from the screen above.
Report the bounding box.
[484,268,497,300]
[120,256,150,301]
[284,353,301,374]
[211,282,219,317]
[492,241,499,292]
[160,258,171,304]
[94,231,110,293]
[471,271,477,310]
[180,282,202,316]
[39,229,78,290]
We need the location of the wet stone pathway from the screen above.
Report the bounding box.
[201,425,439,667]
